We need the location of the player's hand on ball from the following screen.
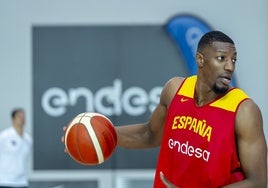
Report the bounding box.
[61,126,68,153]
[160,171,179,188]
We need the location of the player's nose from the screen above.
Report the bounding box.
[224,59,235,72]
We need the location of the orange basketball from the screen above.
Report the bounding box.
[64,112,117,165]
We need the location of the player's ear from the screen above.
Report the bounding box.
[196,52,204,67]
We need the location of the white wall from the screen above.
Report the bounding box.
[0,0,267,184]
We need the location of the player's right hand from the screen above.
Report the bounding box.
[61,126,67,153]
[160,171,179,188]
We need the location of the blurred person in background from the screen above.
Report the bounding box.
[0,108,32,188]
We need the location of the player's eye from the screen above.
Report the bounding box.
[232,58,237,63]
[216,56,225,62]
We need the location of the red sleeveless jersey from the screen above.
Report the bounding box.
[154,76,248,188]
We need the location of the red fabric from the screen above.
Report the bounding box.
[153,77,245,188]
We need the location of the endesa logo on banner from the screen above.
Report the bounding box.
[41,79,161,117]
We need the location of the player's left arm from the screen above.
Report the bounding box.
[223,99,267,188]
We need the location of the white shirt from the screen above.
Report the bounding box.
[0,126,32,187]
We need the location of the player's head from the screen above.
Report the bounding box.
[197,31,234,53]
[196,31,236,94]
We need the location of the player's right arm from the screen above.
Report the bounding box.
[116,77,184,149]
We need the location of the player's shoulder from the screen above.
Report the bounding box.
[235,94,262,128]
[164,76,185,88]
[162,76,185,95]
[160,76,186,105]
[235,98,263,142]
[238,97,261,115]
[230,87,255,110]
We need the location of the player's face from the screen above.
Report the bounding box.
[202,41,237,94]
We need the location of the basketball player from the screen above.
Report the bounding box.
[61,31,267,187]
[115,31,267,187]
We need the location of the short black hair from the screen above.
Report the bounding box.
[11,108,24,119]
[197,31,234,52]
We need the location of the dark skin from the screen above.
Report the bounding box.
[62,41,267,187]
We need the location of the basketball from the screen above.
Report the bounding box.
[64,112,117,165]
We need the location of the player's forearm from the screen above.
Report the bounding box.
[116,123,158,149]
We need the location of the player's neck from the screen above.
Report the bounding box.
[195,81,221,106]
